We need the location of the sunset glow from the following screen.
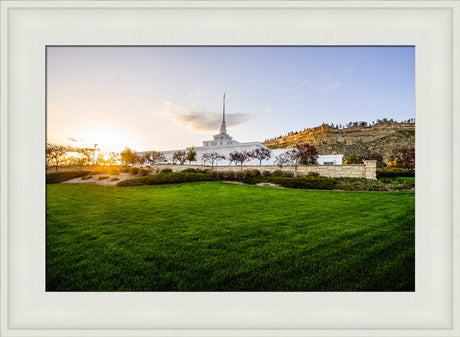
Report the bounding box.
[47,46,415,153]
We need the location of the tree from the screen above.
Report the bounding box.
[250,147,271,166]
[297,143,318,165]
[186,147,197,165]
[76,147,95,166]
[172,150,187,165]
[143,151,166,166]
[108,152,120,166]
[344,153,360,164]
[46,143,68,172]
[228,150,251,170]
[388,147,415,171]
[202,152,226,169]
[136,153,146,167]
[275,144,318,176]
[357,152,385,168]
[120,147,136,167]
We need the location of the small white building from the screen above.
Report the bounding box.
[143,94,343,166]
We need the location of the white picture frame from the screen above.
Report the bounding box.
[1,1,459,336]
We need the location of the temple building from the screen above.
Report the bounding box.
[146,94,343,166]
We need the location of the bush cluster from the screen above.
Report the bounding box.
[46,171,91,184]
[239,175,338,190]
[140,168,150,176]
[129,167,139,175]
[181,168,210,174]
[272,170,283,177]
[270,170,294,177]
[120,167,129,173]
[336,177,387,191]
[160,168,173,174]
[268,176,338,190]
[117,172,215,187]
[377,168,415,178]
[98,176,109,180]
[208,170,235,180]
[111,177,120,181]
[81,175,92,181]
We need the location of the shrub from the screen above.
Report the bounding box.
[80,175,93,181]
[160,168,173,174]
[307,171,320,177]
[117,172,215,187]
[377,168,415,178]
[111,177,120,181]
[46,171,91,184]
[282,171,294,177]
[181,168,209,174]
[272,170,284,177]
[120,167,129,173]
[140,168,150,176]
[235,171,246,180]
[218,170,235,180]
[98,176,109,180]
[244,169,261,178]
[262,170,272,177]
[129,167,139,175]
[268,176,338,190]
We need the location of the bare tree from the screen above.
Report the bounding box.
[202,152,226,169]
[136,153,146,167]
[108,152,120,166]
[143,151,166,166]
[76,147,95,166]
[275,144,318,177]
[297,143,318,165]
[172,150,187,165]
[250,147,271,166]
[228,150,251,170]
[46,143,68,172]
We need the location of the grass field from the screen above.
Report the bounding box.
[46,182,415,291]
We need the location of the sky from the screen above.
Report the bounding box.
[47,46,415,153]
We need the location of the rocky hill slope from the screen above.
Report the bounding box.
[263,121,415,162]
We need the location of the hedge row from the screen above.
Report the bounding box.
[46,171,91,184]
[241,175,339,190]
[377,168,415,178]
[117,172,215,186]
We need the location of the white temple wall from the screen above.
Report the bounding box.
[141,144,343,166]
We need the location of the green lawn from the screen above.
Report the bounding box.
[46,182,415,291]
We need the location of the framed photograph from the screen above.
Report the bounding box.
[1,1,459,336]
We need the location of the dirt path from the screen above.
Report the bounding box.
[63,173,137,186]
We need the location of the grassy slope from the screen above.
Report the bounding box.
[47,182,414,291]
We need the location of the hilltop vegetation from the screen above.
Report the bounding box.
[263,120,415,162]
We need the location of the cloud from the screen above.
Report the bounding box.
[286,66,296,75]
[154,101,252,132]
[188,87,208,99]
[264,106,274,113]
[67,136,78,142]
[319,80,342,94]
[301,65,353,95]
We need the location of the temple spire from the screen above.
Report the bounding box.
[219,93,227,134]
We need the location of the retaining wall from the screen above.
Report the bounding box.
[150,160,377,180]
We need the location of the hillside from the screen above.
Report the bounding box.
[263,121,415,162]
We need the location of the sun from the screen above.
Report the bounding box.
[79,127,139,153]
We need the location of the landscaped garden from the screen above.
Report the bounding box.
[46,178,415,291]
